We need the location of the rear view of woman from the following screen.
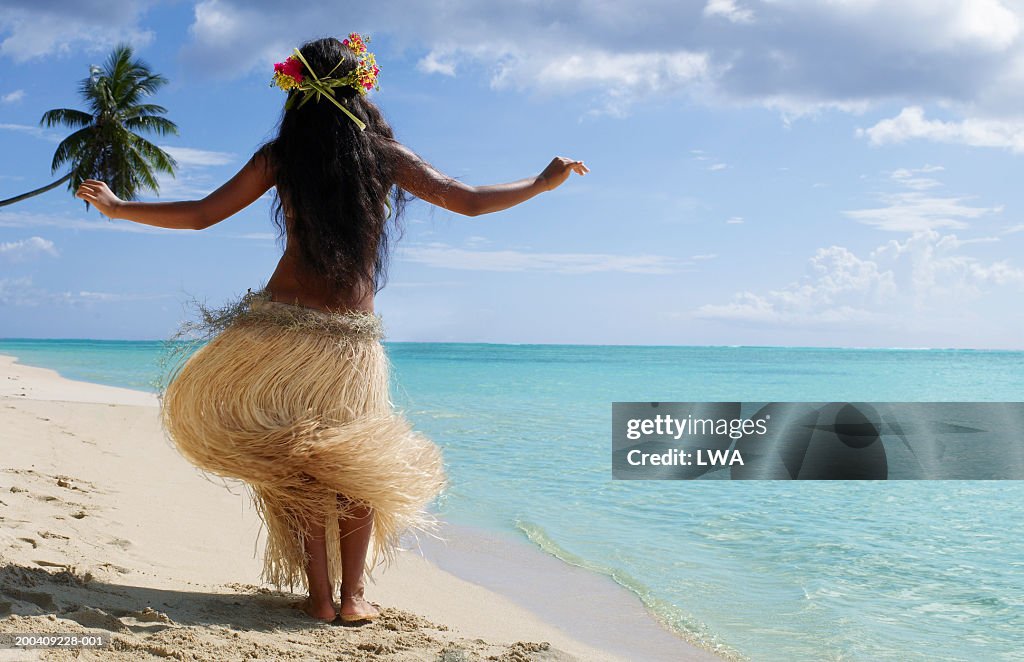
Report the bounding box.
[75,33,587,624]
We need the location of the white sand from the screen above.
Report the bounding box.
[0,353,716,661]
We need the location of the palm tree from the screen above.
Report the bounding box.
[0,43,178,208]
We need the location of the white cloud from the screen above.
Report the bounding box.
[937,0,1020,50]
[517,49,709,95]
[0,275,171,307]
[703,0,754,24]
[165,0,1024,127]
[889,165,945,190]
[872,229,1024,305]
[417,49,456,76]
[149,146,242,200]
[709,163,728,171]
[0,236,58,261]
[0,210,171,234]
[0,1,154,62]
[695,246,898,324]
[860,106,1024,152]
[1,89,24,103]
[0,276,34,305]
[398,242,688,274]
[726,216,744,224]
[160,146,238,167]
[844,170,1002,232]
[779,0,1020,53]
[0,123,60,142]
[843,192,1001,233]
[695,230,1024,325]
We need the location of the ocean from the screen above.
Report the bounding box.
[1,337,1022,661]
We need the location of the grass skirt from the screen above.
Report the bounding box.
[154,285,447,593]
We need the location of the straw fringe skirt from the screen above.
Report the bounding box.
[154,285,447,593]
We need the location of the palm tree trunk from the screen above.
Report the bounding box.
[0,173,72,207]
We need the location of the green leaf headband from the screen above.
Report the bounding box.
[271,33,381,131]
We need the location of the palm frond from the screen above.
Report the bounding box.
[50,126,96,173]
[70,144,102,193]
[129,132,178,174]
[135,72,169,97]
[39,108,93,129]
[126,147,162,194]
[125,103,170,119]
[124,115,178,136]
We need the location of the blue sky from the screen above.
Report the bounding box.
[2,0,1024,348]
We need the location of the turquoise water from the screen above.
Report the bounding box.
[2,338,1022,661]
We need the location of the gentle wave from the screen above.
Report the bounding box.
[514,518,747,661]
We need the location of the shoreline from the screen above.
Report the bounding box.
[0,351,720,661]
[414,520,725,661]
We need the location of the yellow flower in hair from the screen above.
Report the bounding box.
[342,33,368,55]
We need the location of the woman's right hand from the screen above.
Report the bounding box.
[537,157,589,192]
[75,179,123,219]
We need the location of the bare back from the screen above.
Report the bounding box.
[262,139,453,314]
[262,143,378,315]
[265,215,376,314]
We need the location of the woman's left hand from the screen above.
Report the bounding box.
[76,180,123,219]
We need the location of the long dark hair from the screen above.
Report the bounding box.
[259,36,409,299]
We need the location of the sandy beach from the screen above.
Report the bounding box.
[0,353,717,661]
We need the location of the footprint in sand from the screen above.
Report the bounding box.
[56,476,91,492]
[17,537,38,549]
[107,537,132,550]
[38,530,70,541]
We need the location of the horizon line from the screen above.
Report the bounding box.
[2,338,1023,352]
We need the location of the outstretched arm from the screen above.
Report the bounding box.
[386,140,588,217]
[75,150,275,230]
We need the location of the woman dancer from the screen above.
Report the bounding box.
[75,34,588,624]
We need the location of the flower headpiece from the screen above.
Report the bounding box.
[270,33,380,131]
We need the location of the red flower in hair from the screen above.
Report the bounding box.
[273,56,304,83]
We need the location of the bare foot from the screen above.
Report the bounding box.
[297,596,337,622]
[339,588,380,621]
